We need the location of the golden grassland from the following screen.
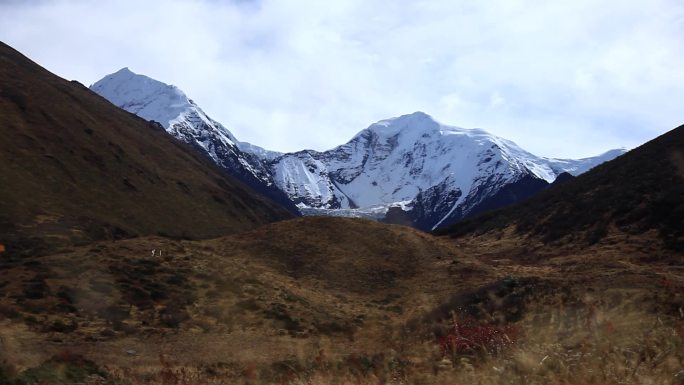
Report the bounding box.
[2,287,682,384]
[0,218,682,384]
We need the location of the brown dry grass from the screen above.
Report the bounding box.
[0,217,682,384]
[4,288,680,385]
[0,218,487,367]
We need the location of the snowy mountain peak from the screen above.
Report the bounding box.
[91,68,194,130]
[367,111,441,136]
[113,67,134,75]
[92,69,285,163]
[379,111,433,126]
[92,68,625,230]
[364,112,508,146]
[91,69,301,215]
[270,112,626,229]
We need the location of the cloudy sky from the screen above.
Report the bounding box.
[1,0,683,158]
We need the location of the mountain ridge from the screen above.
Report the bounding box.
[91,70,626,230]
[90,68,299,214]
[436,124,684,251]
[269,111,627,229]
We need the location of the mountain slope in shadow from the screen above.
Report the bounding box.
[0,41,292,256]
[437,125,684,251]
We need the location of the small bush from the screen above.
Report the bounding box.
[436,321,518,357]
[160,302,189,328]
[0,304,21,319]
[13,353,111,385]
[22,279,48,300]
[234,298,260,312]
[46,319,78,334]
[98,305,129,328]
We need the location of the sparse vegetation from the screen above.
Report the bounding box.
[1,287,679,385]
[8,353,118,385]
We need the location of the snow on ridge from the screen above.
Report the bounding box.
[90,67,625,229]
[91,68,191,129]
[92,68,243,149]
[542,148,628,176]
[90,68,278,189]
[239,141,283,161]
[269,111,625,226]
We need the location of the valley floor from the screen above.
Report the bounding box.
[0,219,682,384]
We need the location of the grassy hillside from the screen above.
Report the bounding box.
[0,41,292,256]
[1,216,682,384]
[0,217,489,376]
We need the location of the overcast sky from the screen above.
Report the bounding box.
[1,0,683,158]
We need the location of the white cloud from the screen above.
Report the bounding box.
[1,0,682,158]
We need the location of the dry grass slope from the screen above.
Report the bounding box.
[0,217,489,379]
[0,41,292,257]
[218,217,480,294]
[1,216,682,384]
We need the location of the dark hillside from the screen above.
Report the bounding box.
[0,41,292,256]
[437,125,684,251]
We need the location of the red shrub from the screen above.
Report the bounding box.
[437,322,518,356]
[660,275,672,290]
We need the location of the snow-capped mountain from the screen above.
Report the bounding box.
[269,112,626,230]
[90,68,298,214]
[91,69,625,231]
